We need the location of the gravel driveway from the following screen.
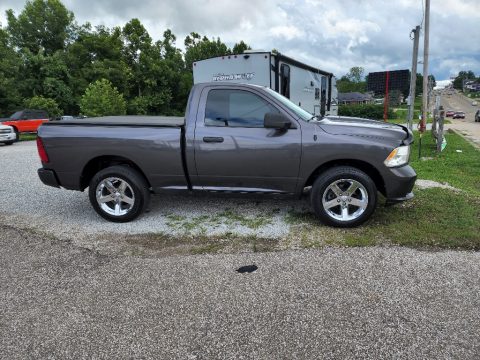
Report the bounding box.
[0,141,307,243]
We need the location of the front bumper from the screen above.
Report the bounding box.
[0,132,16,142]
[38,168,60,188]
[383,164,417,205]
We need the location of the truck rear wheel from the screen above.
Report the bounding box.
[311,166,377,228]
[88,165,150,222]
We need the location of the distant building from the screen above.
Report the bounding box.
[464,80,480,92]
[338,92,374,105]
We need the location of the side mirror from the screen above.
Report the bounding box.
[264,112,291,130]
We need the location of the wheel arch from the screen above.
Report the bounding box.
[80,155,151,191]
[303,159,386,196]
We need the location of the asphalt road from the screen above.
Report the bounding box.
[440,91,480,147]
[1,224,480,359]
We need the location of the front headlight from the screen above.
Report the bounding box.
[384,145,410,167]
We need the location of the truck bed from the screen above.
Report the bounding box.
[45,116,185,127]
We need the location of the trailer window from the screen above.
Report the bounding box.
[280,64,290,99]
[205,89,279,128]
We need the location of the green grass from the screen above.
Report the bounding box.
[19,133,37,141]
[410,131,480,195]
[285,189,480,250]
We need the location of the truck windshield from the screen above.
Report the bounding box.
[265,88,313,122]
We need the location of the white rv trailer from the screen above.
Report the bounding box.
[193,51,338,117]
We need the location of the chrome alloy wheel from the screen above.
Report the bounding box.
[95,177,135,216]
[322,179,368,222]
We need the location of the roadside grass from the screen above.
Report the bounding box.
[410,130,480,195]
[286,189,480,250]
[19,133,37,141]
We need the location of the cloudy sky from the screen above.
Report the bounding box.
[1,0,479,80]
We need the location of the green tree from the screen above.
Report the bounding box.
[415,73,436,94]
[184,32,230,71]
[80,79,126,117]
[64,24,130,112]
[24,95,62,118]
[453,70,475,90]
[6,0,74,55]
[0,27,22,116]
[232,40,251,54]
[337,67,367,93]
[346,66,365,83]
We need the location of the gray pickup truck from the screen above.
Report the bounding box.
[37,83,416,227]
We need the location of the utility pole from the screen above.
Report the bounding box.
[407,25,420,130]
[420,0,430,134]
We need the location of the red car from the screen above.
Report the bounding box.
[452,111,465,119]
[0,109,49,137]
[445,110,455,117]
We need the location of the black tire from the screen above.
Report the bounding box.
[13,128,19,142]
[88,165,150,222]
[311,166,377,228]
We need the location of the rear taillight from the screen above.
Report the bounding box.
[36,137,49,163]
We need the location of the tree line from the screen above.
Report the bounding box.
[0,0,251,118]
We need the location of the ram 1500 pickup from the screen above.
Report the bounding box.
[37,83,416,227]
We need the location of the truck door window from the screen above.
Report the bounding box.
[205,89,278,128]
[280,64,290,99]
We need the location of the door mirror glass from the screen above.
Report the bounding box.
[264,112,291,130]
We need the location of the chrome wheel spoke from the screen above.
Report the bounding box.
[118,180,127,194]
[331,184,343,196]
[350,197,367,209]
[114,203,121,216]
[104,180,117,194]
[341,207,349,220]
[122,196,134,205]
[99,194,115,203]
[345,181,359,196]
[324,199,339,210]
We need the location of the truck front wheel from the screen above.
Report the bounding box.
[88,165,150,222]
[311,166,377,228]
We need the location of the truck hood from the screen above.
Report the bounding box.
[317,116,413,145]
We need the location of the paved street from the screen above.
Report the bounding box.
[442,91,480,148]
[2,224,480,359]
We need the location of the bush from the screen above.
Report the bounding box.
[338,104,394,120]
[80,79,126,117]
[24,96,62,118]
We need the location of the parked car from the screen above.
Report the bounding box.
[37,83,416,228]
[445,110,455,117]
[0,109,49,139]
[472,101,478,106]
[475,110,480,122]
[0,124,16,145]
[453,111,465,119]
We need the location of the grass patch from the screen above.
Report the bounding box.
[19,133,37,141]
[410,131,480,195]
[124,231,279,256]
[285,189,480,250]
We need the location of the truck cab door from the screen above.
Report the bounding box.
[192,87,302,193]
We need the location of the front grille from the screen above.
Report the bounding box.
[0,128,12,134]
